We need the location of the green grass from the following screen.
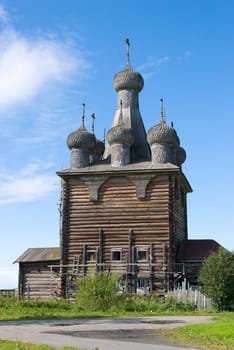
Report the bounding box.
[0,339,85,350]
[0,296,200,321]
[162,312,234,350]
[0,297,233,349]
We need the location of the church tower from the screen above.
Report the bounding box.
[57,40,192,297]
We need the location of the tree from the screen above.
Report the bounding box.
[199,248,234,311]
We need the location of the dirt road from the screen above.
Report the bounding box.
[0,316,212,350]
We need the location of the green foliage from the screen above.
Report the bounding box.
[0,339,83,349]
[76,271,120,311]
[0,299,74,320]
[109,293,196,313]
[75,271,196,313]
[199,248,234,311]
[0,292,197,321]
[163,312,234,350]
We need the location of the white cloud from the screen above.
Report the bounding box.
[137,56,169,79]
[0,162,58,205]
[0,6,90,112]
[176,50,192,64]
[0,4,9,24]
[137,51,192,79]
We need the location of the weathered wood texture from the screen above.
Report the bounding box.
[18,261,60,300]
[60,170,189,297]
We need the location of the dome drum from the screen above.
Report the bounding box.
[70,148,90,169]
[151,143,177,164]
[118,90,139,109]
[110,143,131,167]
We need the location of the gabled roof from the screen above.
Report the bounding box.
[14,247,60,263]
[177,239,222,262]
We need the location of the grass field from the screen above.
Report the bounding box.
[0,297,233,349]
[0,340,84,350]
[0,297,200,321]
[162,312,234,350]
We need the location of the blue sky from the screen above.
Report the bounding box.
[0,0,233,288]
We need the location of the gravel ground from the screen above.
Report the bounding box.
[0,316,213,350]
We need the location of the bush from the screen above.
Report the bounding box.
[199,248,234,311]
[75,270,196,313]
[76,271,120,311]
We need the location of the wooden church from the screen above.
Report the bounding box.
[56,39,192,298]
[15,40,221,300]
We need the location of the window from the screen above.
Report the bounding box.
[137,277,150,288]
[111,249,122,261]
[87,250,96,262]
[137,248,148,262]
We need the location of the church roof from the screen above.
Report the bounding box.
[57,161,192,193]
[177,239,222,262]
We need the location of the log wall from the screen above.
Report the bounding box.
[19,261,60,300]
[60,171,188,296]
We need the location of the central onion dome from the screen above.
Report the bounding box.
[67,104,95,152]
[113,38,144,93]
[113,65,144,92]
[147,119,180,148]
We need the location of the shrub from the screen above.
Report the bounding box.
[76,271,120,311]
[199,248,234,311]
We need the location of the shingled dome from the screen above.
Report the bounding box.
[67,126,95,152]
[147,119,179,148]
[176,146,186,165]
[94,138,105,157]
[107,124,135,145]
[113,65,144,93]
[67,103,95,153]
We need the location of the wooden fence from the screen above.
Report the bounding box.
[167,287,213,311]
[0,289,17,299]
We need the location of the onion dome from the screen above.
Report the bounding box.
[94,138,105,157]
[113,66,144,92]
[176,147,186,165]
[147,120,179,148]
[107,124,135,145]
[113,38,144,93]
[90,113,105,158]
[67,103,95,152]
[107,100,134,145]
[147,99,179,148]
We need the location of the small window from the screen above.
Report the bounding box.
[87,250,96,262]
[137,248,148,262]
[111,249,122,261]
[138,277,150,288]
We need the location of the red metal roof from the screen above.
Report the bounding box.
[177,239,221,262]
